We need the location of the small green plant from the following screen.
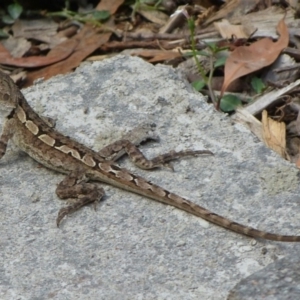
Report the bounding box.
[0,2,23,38]
[219,94,242,112]
[1,2,23,25]
[187,16,229,108]
[46,9,110,27]
[251,76,266,94]
[187,17,208,86]
[186,16,245,112]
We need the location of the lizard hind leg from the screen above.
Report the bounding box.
[55,168,105,227]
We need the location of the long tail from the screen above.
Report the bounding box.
[110,172,300,242]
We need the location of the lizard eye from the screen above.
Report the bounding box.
[3,93,10,101]
[0,91,10,101]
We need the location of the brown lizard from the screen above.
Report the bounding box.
[0,71,299,242]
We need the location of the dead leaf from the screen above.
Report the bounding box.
[12,19,58,44]
[0,37,78,67]
[235,6,293,40]
[135,7,169,26]
[25,26,111,86]
[123,49,181,63]
[262,110,286,158]
[214,19,249,39]
[221,17,289,97]
[1,37,31,58]
[204,0,258,26]
[96,0,125,14]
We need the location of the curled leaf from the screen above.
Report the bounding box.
[221,18,289,97]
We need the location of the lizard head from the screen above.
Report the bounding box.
[0,71,19,111]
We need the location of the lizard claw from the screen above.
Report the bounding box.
[56,208,68,227]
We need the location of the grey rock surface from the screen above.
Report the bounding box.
[1,55,300,299]
[228,254,300,300]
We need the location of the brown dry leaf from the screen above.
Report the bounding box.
[24,0,119,85]
[25,26,111,86]
[233,6,293,40]
[203,0,258,26]
[96,0,125,14]
[125,49,181,63]
[214,19,249,39]
[0,37,78,67]
[135,8,169,26]
[262,110,286,158]
[1,37,31,58]
[221,17,289,96]
[12,19,58,44]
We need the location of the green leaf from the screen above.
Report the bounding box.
[196,50,210,57]
[183,50,210,57]
[187,18,195,33]
[183,51,193,57]
[251,76,266,93]
[192,80,206,91]
[2,14,15,24]
[214,56,226,68]
[91,10,110,21]
[220,94,242,112]
[205,42,217,52]
[7,3,23,20]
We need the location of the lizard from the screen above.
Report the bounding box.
[0,71,299,242]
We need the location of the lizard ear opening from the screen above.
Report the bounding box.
[0,91,17,109]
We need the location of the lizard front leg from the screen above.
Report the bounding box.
[99,139,213,170]
[97,124,212,169]
[98,123,159,161]
[56,168,105,226]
